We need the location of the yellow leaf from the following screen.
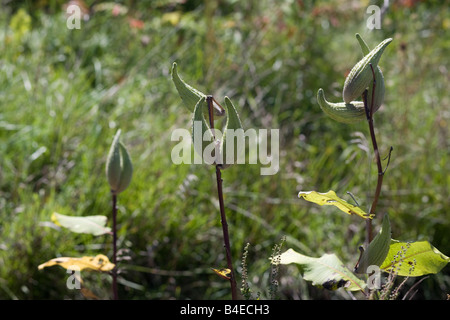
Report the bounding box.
[211,268,231,280]
[298,190,374,220]
[38,254,115,272]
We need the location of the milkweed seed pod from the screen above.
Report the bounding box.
[218,97,244,169]
[106,129,133,195]
[192,97,216,165]
[355,34,386,114]
[172,62,225,118]
[317,88,366,124]
[342,38,392,104]
[191,96,244,168]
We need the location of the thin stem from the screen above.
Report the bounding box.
[206,95,238,300]
[363,64,386,244]
[215,166,238,300]
[111,193,119,300]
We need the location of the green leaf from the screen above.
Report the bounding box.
[380,240,450,277]
[279,249,366,291]
[51,212,111,236]
[298,190,374,219]
[355,214,391,274]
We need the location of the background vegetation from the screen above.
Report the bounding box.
[0,0,448,300]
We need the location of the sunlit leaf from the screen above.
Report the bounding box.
[38,254,115,272]
[51,212,111,236]
[380,240,450,277]
[298,190,374,219]
[279,249,366,291]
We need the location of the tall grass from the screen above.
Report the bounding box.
[0,1,448,299]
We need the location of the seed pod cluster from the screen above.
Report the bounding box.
[318,36,392,124]
[173,63,244,169]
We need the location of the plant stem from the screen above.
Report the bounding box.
[206,95,238,300]
[363,64,386,244]
[111,193,119,300]
[215,165,238,300]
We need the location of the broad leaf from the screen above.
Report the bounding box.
[380,240,450,277]
[51,212,111,236]
[298,190,374,219]
[355,214,391,274]
[38,254,115,272]
[279,249,366,291]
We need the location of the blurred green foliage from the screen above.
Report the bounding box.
[0,0,448,299]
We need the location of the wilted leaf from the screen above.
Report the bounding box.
[380,240,450,277]
[51,212,111,236]
[211,268,231,280]
[279,249,366,291]
[355,214,391,274]
[298,190,374,219]
[38,254,115,272]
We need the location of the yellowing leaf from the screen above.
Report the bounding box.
[38,254,115,272]
[298,190,374,219]
[211,268,231,280]
[380,240,450,277]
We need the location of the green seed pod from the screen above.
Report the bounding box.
[343,38,392,104]
[355,34,386,114]
[218,97,244,169]
[317,88,366,124]
[192,97,216,165]
[171,62,225,117]
[106,129,133,195]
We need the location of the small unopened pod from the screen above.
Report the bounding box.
[106,129,133,195]
[317,88,366,124]
[343,38,392,104]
